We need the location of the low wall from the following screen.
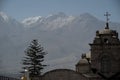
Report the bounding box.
[42,69,86,80]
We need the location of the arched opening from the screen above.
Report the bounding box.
[104,38,109,43]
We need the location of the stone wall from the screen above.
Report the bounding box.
[42,69,87,80]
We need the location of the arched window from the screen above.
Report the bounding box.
[101,56,111,73]
[104,38,109,43]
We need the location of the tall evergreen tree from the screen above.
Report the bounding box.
[22,39,47,76]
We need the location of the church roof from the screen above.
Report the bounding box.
[76,58,88,66]
[79,59,88,64]
[76,52,91,66]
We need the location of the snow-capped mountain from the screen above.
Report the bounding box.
[0,12,9,21]
[22,12,75,30]
[22,16,43,26]
[0,12,120,76]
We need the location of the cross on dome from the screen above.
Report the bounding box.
[104,12,111,29]
[104,12,111,23]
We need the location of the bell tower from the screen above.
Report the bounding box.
[90,12,120,76]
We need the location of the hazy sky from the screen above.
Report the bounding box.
[0,0,120,22]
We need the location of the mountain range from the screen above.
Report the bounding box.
[0,12,120,77]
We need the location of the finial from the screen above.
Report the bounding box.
[104,12,111,29]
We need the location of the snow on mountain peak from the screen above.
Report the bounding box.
[21,12,99,30]
[21,12,73,29]
[22,16,43,25]
[0,12,9,21]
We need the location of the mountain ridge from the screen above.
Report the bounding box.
[21,12,98,30]
[0,12,120,76]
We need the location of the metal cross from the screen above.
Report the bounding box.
[104,12,111,22]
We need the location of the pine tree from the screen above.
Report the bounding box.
[22,39,47,77]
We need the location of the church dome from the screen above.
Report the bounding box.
[76,52,91,66]
[99,28,113,34]
[76,58,88,65]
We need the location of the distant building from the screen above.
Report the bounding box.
[0,75,20,80]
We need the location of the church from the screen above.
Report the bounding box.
[75,12,120,80]
[23,13,120,80]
